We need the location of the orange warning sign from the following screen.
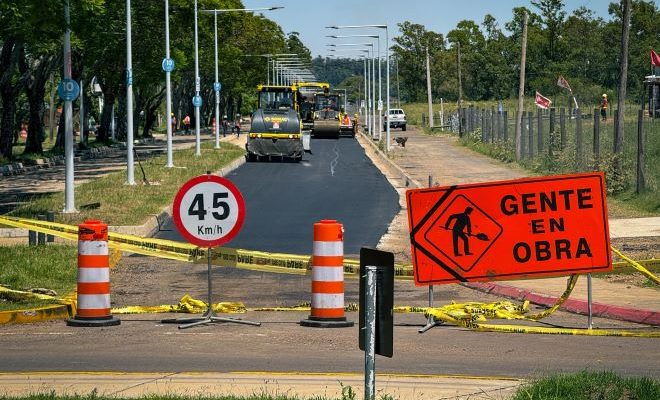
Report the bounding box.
[406,173,611,285]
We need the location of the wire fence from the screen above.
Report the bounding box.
[421,106,659,195]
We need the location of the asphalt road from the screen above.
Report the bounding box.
[157,137,400,255]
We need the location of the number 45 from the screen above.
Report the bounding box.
[188,193,229,220]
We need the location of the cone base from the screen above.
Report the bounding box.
[300,316,354,328]
[66,315,121,327]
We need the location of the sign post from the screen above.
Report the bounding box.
[358,248,394,400]
[406,173,611,285]
[165,173,260,329]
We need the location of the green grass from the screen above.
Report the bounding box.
[404,100,660,217]
[0,245,77,311]
[512,371,659,400]
[10,142,245,226]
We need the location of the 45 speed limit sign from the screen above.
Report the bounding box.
[172,174,245,247]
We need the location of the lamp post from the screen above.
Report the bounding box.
[126,0,135,183]
[328,34,382,139]
[164,0,174,167]
[330,43,375,137]
[328,24,390,150]
[242,53,296,84]
[201,8,283,150]
[63,0,76,211]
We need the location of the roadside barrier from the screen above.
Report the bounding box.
[300,220,354,328]
[66,220,120,327]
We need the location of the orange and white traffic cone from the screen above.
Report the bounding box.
[66,220,120,327]
[300,220,353,328]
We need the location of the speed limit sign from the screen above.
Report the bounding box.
[172,175,245,247]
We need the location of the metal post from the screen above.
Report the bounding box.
[576,108,583,169]
[125,0,135,185]
[593,108,600,167]
[425,47,434,128]
[385,27,390,151]
[79,79,85,147]
[63,0,76,212]
[164,0,174,167]
[194,0,201,156]
[636,109,646,193]
[367,56,371,135]
[363,265,377,400]
[440,98,444,131]
[528,111,534,159]
[419,174,441,334]
[560,107,566,150]
[587,273,593,329]
[37,215,46,245]
[371,47,376,139]
[364,57,368,131]
[537,109,543,153]
[213,11,220,149]
[46,211,55,242]
[377,36,382,140]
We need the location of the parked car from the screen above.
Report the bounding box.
[384,108,406,131]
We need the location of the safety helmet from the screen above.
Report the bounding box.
[602,94,607,97]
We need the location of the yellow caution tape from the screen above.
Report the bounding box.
[111,295,246,315]
[0,217,655,283]
[611,246,659,285]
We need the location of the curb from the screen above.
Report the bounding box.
[465,282,660,326]
[0,304,71,325]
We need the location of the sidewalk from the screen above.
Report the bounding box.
[361,126,659,326]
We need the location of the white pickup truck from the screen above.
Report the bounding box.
[384,108,406,131]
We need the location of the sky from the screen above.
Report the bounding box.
[243,0,613,58]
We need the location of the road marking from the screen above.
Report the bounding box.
[330,142,340,176]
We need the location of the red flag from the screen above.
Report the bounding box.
[557,75,572,91]
[651,50,660,67]
[535,91,552,109]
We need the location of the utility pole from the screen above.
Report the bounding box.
[63,0,76,212]
[615,0,631,157]
[457,42,463,136]
[426,47,434,128]
[515,11,529,161]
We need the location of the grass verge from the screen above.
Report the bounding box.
[512,371,659,400]
[0,245,77,312]
[10,141,245,226]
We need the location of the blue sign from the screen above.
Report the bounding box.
[213,82,221,92]
[126,69,133,86]
[162,58,175,72]
[192,95,203,107]
[57,79,80,102]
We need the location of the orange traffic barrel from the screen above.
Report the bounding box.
[67,220,120,327]
[300,220,353,328]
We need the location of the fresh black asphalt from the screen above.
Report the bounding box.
[157,137,400,255]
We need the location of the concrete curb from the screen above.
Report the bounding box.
[465,282,660,326]
[0,304,71,325]
[355,130,422,189]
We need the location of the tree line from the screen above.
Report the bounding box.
[390,0,658,107]
[0,0,311,160]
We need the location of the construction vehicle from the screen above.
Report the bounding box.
[297,82,330,130]
[246,84,309,162]
[311,92,342,138]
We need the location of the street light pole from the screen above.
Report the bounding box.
[193,0,201,156]
[164,0,174,167]
[63,0,76,212]
[327,24,390,150]
[213,10,220,149]
[126,0,135,184]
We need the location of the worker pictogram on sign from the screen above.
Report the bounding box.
[424,195,502,272]
[407,172,611,285]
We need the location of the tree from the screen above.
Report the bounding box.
[615,0,632,157]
